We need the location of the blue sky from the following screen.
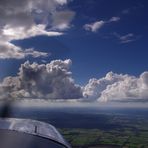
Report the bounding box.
[0,0,148,85]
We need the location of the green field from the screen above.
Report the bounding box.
[60,128,148,148]
[59,114,148,148]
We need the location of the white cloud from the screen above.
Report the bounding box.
[0,42,48,59]
[0,0,75,59]
[0,59,148,103]
[2,24,63,41]
[83,71,148,102]
[51,10,75,31]
[0,42,25,59]
[84,21,105,32]
[114,33,139,43]
[109,17,120,22]
[83,72,128,100]
[0,59,82,99]
[55,0,67,5]
[24,48,49,58]
[84,16,120,32]
[119,33,136,43]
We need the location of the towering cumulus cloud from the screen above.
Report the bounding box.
[0,61,148,102]
[0,59,82,100]
[83,71,148,102]
[83,72,128,100]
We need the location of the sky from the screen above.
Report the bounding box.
[0,0,148,104]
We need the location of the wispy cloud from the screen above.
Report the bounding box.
[122,4,144,15]
[83,16,120,32]
[51,10,76,31]
[122,9,130,14]
[108,17,120,22]
[84,21,105,32]
[0,42,49,59]
[113,33,140,44]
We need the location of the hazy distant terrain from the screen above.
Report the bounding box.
[1,105,148,148]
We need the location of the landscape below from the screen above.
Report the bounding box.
[0,104,148,148]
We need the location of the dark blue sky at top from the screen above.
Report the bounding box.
[0,0,148,85]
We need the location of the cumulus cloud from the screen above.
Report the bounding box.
[83,72,128,100]
[83,71,148,102]
[0,0,75,59]
[0,59,148,103]
[83,16,120,32]
[0,59,82,100]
